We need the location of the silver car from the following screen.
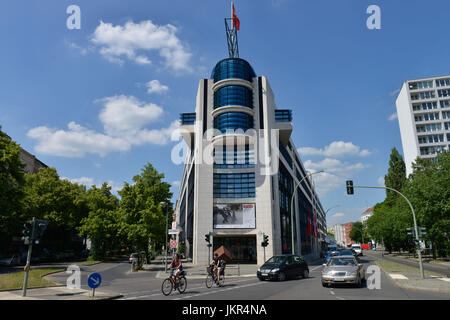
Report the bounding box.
[321,255,365,287]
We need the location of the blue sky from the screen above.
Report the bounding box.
[1,0,449,227]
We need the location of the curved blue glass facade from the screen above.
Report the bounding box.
[214,85,253,109]
[213,112,254,133]
[211,58,256,83]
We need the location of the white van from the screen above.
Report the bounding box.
[351,244,362,256]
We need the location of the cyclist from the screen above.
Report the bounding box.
[210,253,222,284]
[167,253,183,284]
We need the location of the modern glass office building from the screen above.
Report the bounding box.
[396,75,450,175]
[175,57,326,265]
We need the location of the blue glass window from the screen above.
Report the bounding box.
[180,113,196,125]
[211,58,256,83]
[213,172,255,198]
[275,109,292,122]
[214,146,255,168]
[214,86,253,109]
[214,112,254,133]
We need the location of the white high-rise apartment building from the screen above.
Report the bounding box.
[396,75,450,175]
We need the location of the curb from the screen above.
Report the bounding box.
[376,261,450,294]
[0,285,64,292]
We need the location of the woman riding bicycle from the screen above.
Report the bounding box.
[167,253,183,283]
[210,253,222,283]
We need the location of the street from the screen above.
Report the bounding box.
[46,251,450,300]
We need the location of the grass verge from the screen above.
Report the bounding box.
[376,260,444,277]
[0,268,64,291]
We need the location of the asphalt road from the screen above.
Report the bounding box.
[46,252,450,300]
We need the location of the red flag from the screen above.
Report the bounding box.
[307,209,312,236]
[232,3,240,30]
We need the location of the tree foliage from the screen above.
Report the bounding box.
[0,126,25,234]
[366,150,449,257]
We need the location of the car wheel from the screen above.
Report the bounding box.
[302,269,309,279]
[322,282,327,287]
[279,272,286,281]
[258,277,264,281]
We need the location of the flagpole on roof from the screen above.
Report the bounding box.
[225,2,239,58]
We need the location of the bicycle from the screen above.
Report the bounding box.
[161,268,187,296]
[205,265,225,288]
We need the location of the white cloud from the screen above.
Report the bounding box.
[331,212,345,218]
[91,20,192,72]
[64,177,95,187]
[303,158,370,196]
[63,177,123,193]
[27,122,130,157]
[388,113,398,121]
[298,141,371,158]
[377,176,385,186]
[99,95,163,136]
[172,180,181,187]
[146,80,169,94]
[27,96,180,158]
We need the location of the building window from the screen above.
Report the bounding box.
[445,122,450,131]
[409,81,433,90]
[211,58,256,83]
[438,89,450,97]
[213,172,255,198]
[442,111,450,119]
[214,85,253,109]
[214,145,255,168]
[275,109,293,122]
[213,112,254,133]
[441,100,450,109]
[436,78,450,87]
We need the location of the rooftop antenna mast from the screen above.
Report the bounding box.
[225,2,240,58]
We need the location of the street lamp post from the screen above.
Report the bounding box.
[290,170,324,255]
[161,202,169,273]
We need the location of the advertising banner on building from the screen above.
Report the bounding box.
[213,203,255,229]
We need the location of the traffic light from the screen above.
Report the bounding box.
[205,234,210,244]
[22,223,32,240]
[346,180,354,195]
[33,219,49,241]
[261,234,269,247]
[418,227,427,240]
[406,227,414,237]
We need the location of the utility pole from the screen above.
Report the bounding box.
[22,217,35,297]
[346,182,424,279]
[160,202,169,273]
[290,170,324,255]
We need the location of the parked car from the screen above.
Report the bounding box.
[340,249,356,257]
[129,253,139,264]
[0,254,21,266]
[321,256,365,287]
[351,244,363,256]
[324,250,340,264]
[257,255,309,281]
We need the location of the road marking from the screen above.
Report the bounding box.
[438,278,450,282]
[173,280,268,300]
[310,266,322,271]
[120,278,256,300]
[388,274,408,280]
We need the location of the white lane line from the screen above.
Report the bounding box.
[389,274,409,280]
[310,265,323,271]
[173,281,268,300]
[439,278,450,282]
[120,278,257,300]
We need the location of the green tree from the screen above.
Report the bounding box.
[349,221,363,243]
[118,162,173,253]
[404,151,450,258]
[78,183,120,259]
[0,126,25,252]
[22,167,89,252]
[384,147,406,201]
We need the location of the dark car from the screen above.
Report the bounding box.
[340,249,356,256]
[257,255,309,281]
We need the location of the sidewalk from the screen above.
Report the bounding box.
[0,286,122,300]
[376,257,450,294]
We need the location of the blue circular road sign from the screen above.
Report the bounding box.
[88,273,102,289]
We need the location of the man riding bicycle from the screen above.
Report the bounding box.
[167,253,183,283]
